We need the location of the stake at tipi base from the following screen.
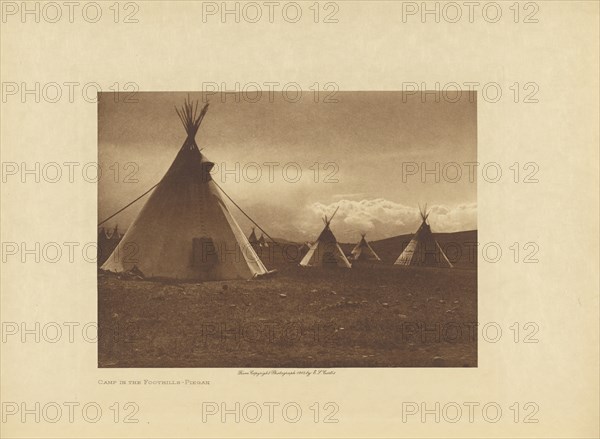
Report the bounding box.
[394,205,453,268]
[101,97,273,280]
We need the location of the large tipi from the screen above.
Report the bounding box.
[300,208,352,268]
[101,98,270,280]
[350,233,381,262]
[394,205,453,268]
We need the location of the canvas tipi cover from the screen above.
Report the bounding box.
[350,234,381,262]
[394,206,453,268]
[300,210,351,268]
[101,99,269,280]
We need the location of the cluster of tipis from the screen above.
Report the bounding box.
[101,98,452,281]
[291,204,452,269]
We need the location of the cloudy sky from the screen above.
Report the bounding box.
[98,91,476,243]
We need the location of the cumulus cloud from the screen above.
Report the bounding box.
[427,203,477,233]
[230,198,475,244]
[302,198,476,241]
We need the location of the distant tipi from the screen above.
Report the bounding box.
[109,224,123,240]
[350,233,381,262]
[300,207,351,268]
[394,205,453,268]
[248,227,258,245]
[257,234,268,248]
[101,98,270,280]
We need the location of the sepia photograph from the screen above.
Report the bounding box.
[2,1,599,438]
[97,91,477,368]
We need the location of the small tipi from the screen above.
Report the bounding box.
[97,227,109,251]
[101,98,270,280]
[248,227,258,245]
[109,224,122,240]
[350,233,381,262]
[98,227,108,240]
[300,207,351,268]
[394,205,453,268]
[257,234,268,248]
